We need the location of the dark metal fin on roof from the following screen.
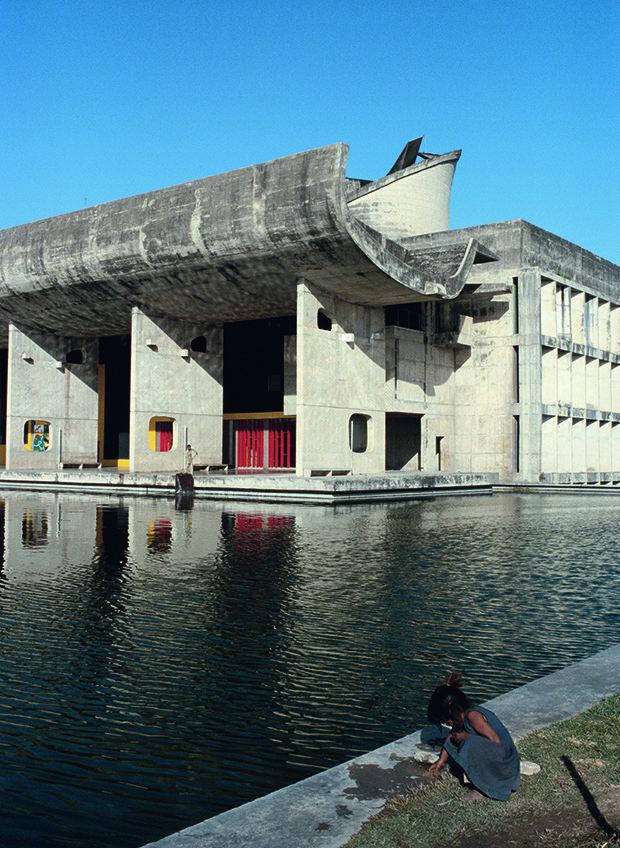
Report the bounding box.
[387,137,423,175]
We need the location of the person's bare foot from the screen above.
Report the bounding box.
[462,789,485,802]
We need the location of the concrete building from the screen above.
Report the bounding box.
[1,138,619,486]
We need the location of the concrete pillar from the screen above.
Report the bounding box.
[541,347,556,406]
[557,350,572,408]
[571,290,585,345]
[283,335,297,415]
[541,415,556,474]
[295,280,385,476]
[612,422,620,475]
[517,270,543,480]
[584,296,598,348]
[572,354,586,409]
[572,418,586,476]
[610,306,620,354]
[540,280,556,337]
[557,415,572,473]
[600,420,611,475]
[586,419,599,477]
[599,361,611,412]
[585,356,600,411]
[129,309,223,473]
[599,301,611,352]
[611,363,620,414]
[6,324,99,470]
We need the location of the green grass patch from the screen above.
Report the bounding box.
[346,693,620,848]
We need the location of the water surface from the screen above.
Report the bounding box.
[0,490,618,847]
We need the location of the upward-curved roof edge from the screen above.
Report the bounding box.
[0,141,488,337]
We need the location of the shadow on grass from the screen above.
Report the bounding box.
[562,755,619,841]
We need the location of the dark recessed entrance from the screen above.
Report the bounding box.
[386,413,422,471]
[99,335,131,464]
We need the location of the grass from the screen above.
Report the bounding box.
[345,693,620,848]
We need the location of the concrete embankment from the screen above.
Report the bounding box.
[141,643,620,848]
[0,469,497,504]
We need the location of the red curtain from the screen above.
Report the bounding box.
[268,418,295,468]
[234,419,295,469]
[156,420,173,452]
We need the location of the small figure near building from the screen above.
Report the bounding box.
[184,444,198,474]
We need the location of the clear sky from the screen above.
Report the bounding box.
[2,0,619,263]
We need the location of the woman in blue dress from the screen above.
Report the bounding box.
[427,673,520,801]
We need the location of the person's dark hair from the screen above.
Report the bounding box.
[427,672,474,729]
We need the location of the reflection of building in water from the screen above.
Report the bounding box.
[22,510,49,547]
[222,512,296,566]
[4,493,89,581]
[2,139,620,486]
[146,518,173,553]
[0,500,4,573]
[94,504,129,572]
[216,510,298,611]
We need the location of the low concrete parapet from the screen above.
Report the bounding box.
[0,469,498,504]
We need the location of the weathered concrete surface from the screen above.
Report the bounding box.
[129,308,224,472]
[6,324,100,469]
[0,144,477,341]
[409,219,620,297]
[0,469,498,504]
[347,151,459,239]
[140,644,620,848]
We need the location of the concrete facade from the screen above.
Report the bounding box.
[129,309,223,473]
[1,140,620,487]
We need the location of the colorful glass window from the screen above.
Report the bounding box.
[24,420,50,452]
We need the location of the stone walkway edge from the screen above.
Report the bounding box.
[141,643,620,848]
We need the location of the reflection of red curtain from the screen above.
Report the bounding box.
[156,420,173,452]
[235,514,264,530]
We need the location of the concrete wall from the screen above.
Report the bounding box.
[6,324,99,469]
[296,281,386,475]
[384,293,517,481]
[283,335,297,416]
[537,274,620,483]
[129,309,223,473]
[449,295,517,480]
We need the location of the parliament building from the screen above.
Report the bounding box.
[1,137,619,487]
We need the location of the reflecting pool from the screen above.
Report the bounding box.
[0,490,619,847]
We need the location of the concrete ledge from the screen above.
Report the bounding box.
[497,483,620,494]
[5,470,620,503]
[141,643,620,848]
[0,470,498,505]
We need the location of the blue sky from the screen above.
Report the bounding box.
[2,0,619,263]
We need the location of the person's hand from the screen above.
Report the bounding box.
[428,760,444,776]
[451,730,469,745]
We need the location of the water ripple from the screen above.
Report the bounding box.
[0,492,618,846]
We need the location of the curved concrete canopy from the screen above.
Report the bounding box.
[0,142,482,339]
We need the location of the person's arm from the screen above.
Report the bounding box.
[428,733,451,774]
[458,710,501,745]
